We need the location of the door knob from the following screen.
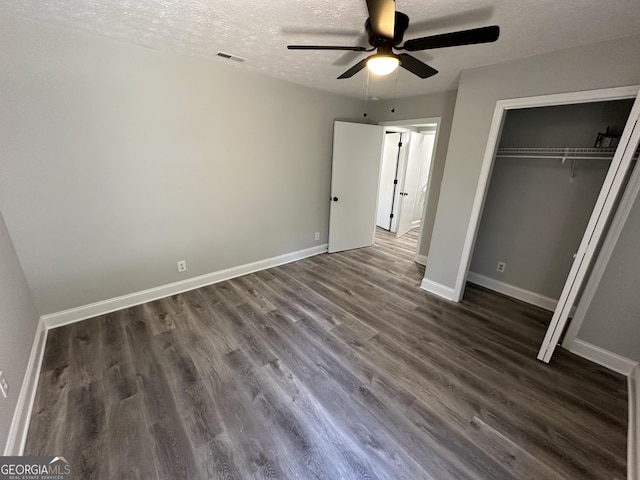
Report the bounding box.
[332,196,339,202]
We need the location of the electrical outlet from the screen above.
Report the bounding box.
[0,371,8,398]
[315,232,320,241]
[177,260,187,273]
[496,261,506,273]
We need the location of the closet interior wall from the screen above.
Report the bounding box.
[468,99,634,307]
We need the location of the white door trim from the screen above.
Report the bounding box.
[379,117,441,263]
[453,85,640,303]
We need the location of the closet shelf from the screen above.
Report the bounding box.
[496,147,619,161]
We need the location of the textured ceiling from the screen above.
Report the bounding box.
[3,0,640,99]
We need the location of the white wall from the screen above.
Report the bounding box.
[577,187,640,362]
[470,101,633,300]
[0,13,362,315]
[422,33,640,291]
[0,209,40,451]
[370,90,458,258]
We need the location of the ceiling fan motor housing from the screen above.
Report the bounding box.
[365,12,410,47]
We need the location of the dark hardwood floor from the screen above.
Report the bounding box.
[26,227,628,479]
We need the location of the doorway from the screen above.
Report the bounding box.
[376,118,440,265]
[466,99,634,311]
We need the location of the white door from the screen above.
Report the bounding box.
[376,132,402,229]
[538,93,640,362]
[396,132,424,238]
[328,121,385,253]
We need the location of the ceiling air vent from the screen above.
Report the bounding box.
[216,51,246,63]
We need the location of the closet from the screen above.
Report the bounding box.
[468,99,635,310]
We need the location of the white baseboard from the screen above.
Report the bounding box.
[3,319,47,455]
[411,220,421,229]
[467,272,557,312]
[420,278,457,301]
[567,339,639,376]
[42,244,328,329]
[629,365,640,480]
[415,254,428,266]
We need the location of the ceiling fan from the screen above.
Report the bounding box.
[287,0,500,79]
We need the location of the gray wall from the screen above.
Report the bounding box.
[470,101,633,299]
[0,209,40,451]
[423,33,640,291]
[369,90,457,258]
[0,13,362,315]
[470,157,609,299]
[499,101,633,149]
[577,189,640,362]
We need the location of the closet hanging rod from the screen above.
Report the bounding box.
[497,147,618,155]
[495,147,627,161]
[495,154,614,160]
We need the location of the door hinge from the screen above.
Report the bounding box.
[398,142,403,147]
[390,213,394,218]
[393,179,398,184]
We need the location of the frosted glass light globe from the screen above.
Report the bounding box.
[367,55,400,76]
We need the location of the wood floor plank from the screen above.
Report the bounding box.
[66,381,107,479]
[158,338,225,446]
[125,313,202,479]
[258,355,387,480]
[254,309,437,479]
[104,393,160,479]
[195,432,242,480]
[67,318,104,389]
[260,267,349,329]
[24,367,70,456]
[25,227,628,479]
[210,301,278,367]
[465,414,569,480]
[39,325,71,373]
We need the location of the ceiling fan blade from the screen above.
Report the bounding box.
[408,7,494,35]
[366,0,396,38]
[401,25,500,51]
[398,54,438,79]
[287,45,369,51]
[337,58,369,79]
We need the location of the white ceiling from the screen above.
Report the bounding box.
[3,0,640,99]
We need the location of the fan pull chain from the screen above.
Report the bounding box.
[363,69,371,117]
[391,68,399,113]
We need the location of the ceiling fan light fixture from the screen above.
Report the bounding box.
[366,55,399,76]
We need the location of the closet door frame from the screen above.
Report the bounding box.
[453,84,640,363]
